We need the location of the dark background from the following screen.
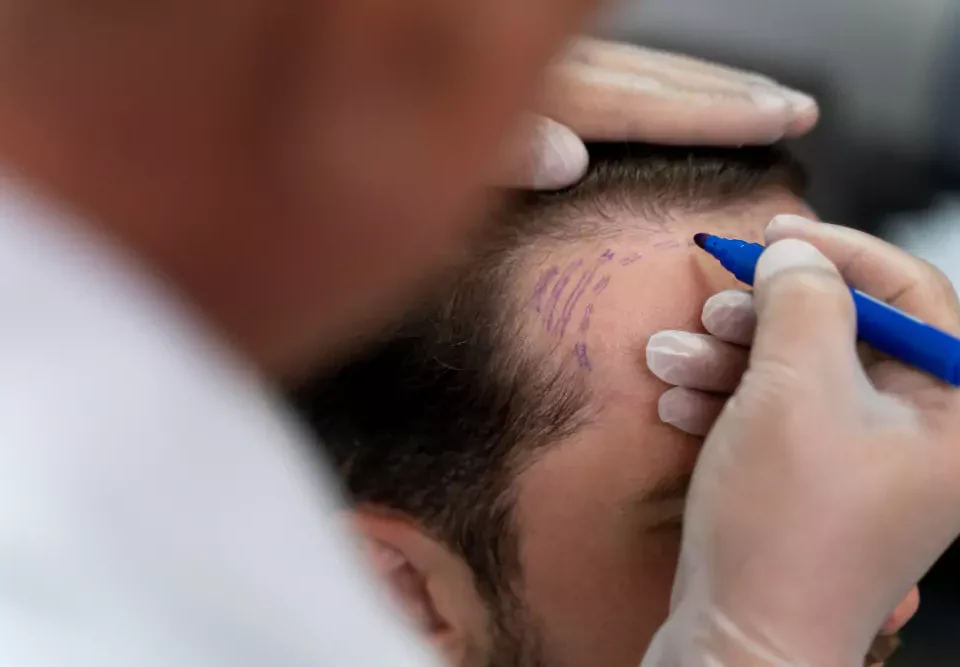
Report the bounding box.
[602,1,960,663]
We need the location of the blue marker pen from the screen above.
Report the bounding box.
[693,233,960,386]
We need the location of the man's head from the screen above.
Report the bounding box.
[291,143,810,667]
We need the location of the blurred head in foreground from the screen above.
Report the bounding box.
[0,0,598,372]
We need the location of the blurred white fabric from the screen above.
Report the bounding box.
[0,176,438,667]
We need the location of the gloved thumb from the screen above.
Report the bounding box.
[749,239,860,390]
[493,115,589,190]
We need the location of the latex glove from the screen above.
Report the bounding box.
[641,229,960,667]
[497,37,819,189]
[645,217,955,657]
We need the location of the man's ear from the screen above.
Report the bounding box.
[349,508,490,667]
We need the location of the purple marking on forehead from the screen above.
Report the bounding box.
[593,274,611,295]
[544,260,582,331]
[557,266,598,337]
[574,342,591,370]
[619,252,643,266]
[531,266,559,313]
[580,303,593,333]
[654,239,681,250]
[601,249,615,260]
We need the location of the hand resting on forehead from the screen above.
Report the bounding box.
[290,143,909,667]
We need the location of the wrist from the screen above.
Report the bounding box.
[642,602,864,667]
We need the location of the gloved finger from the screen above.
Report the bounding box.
[701,297,882,369]
[766,215,960,335]
[880,586,920,634]
[564,38,818,138]
[567,38,782,87]
[701,290,755,345]
[492,114,589,190]
[565,39,780,101]
[657,387,726,436]
[647,331,748,392]
[541,61,796,146]
[748,239,861,395]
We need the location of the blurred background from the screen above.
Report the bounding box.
[594,0,960,664]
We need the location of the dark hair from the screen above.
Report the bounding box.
[289,142,806,601]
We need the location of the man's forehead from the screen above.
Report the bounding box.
[514,194,812,385]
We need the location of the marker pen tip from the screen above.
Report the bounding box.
[693,233,709,249]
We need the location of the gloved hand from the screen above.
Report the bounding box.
[647,218,940,663]
[497,38,819,189]
[641,218,960,667]
[647,217,960,439]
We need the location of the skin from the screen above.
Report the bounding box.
[354,189,915,667]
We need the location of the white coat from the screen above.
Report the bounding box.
[0,176,437,667]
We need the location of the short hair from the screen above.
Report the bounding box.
[289,143,806,601]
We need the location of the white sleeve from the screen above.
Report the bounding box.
[0,179,442,667]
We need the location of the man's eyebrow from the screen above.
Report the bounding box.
[642,472,693,504]
[624,471,692,533]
